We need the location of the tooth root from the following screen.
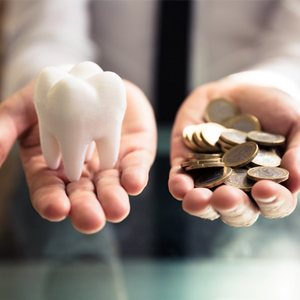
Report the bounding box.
[85,141,95,161]
[96,131,121,170]
[39,124,61,169]
[59,137,88,181]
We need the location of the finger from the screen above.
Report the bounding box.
[182,188,220,220]
[22,153,71,222]
[120,135,154,196]
[169,87,214,200]
[170,86,211,166]
[119,81,157,195]
[282,123,300,193]
[67,178,106,234]
[252,180,297,219]
[95,169,130,223]
[168,165,194,200]
[228,84,300,135]
[281,147,300,193]
[211,185,260,227]
[0,82,36,165]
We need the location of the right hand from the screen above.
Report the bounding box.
[0,80,157,234]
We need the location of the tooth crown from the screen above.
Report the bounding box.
[34,61,126,181]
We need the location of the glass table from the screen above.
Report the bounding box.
[0,125,299,300]
[0,258,299,300]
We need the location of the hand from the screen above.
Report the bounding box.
[0,80,156,234]
[168,79,300,227]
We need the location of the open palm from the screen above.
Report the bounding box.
[169,79,300,226]
[0,80,156,234]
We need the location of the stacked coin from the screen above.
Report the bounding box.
[181,98,289,191]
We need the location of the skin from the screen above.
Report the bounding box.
[168,79,300,227]
[1,77,299,232]
[0,80,157,234]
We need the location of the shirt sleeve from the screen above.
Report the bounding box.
[228,0,300,103]
[1,0,97,98]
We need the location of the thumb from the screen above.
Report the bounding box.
[281,123,300,193]
[0,82,37,166]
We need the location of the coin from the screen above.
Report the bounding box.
[185,161,225,171]
[192,124,208,149]
[225,168,254,192]
[220,144,232,152]
[251,149,281,167]
[204,98,239,124]
[247,131,285,146]
[200,122,225,147]
[223,114,261,132]
[194,166,232,188]
[186,153,223,159]
[181,157,222,169]
[220,129,248,145]
[193,132,216,152]
[182,125,200,151]
[222,142,259,167]
[247,166,289,183]
[181,99,288,195]
[193,132,220,152]
[218,140,234,152]
[181,159,198,168]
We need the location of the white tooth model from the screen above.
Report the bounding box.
[34,61,126,181]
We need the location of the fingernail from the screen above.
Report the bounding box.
[225,203,247,217]
[256,195,276,203]
[196,188,213,198]
[197,206,219,220]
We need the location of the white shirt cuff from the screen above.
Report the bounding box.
[228,70,300,103]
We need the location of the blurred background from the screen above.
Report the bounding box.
[0,0,300,299]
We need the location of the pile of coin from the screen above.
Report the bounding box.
[181,98,289,191]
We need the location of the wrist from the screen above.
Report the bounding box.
[227,70,300,102]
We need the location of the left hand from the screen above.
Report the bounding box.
[168,79,300,227]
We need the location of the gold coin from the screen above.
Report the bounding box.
[185,161,225,171]
[247,130,285,146]
[247,166,289,183]
[193,132,220,152]
[181,159,198,169]
[182,125,200,151]
[222,141,259,167]
[218,139,234,148]
[186,153,222,159]
[218,141,234,153]
[220,144,232,152]
[192,124,210,149]
[204,98,239,124]
[251,149,281,167]
[194,166,232,188]
[220,129,248,145]
[223,114,261,132]
[225,168,254,192]
[181,158,222,169]
[195,157,222,163]
[191,123,222,152]
[192,132,215,152]
[200,122,225,147]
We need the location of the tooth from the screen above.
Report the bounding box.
[39,123,61,170]
[34,61,126,181]
[69,61,103,79]
[34,67,66,169]
[85,141,96,161]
